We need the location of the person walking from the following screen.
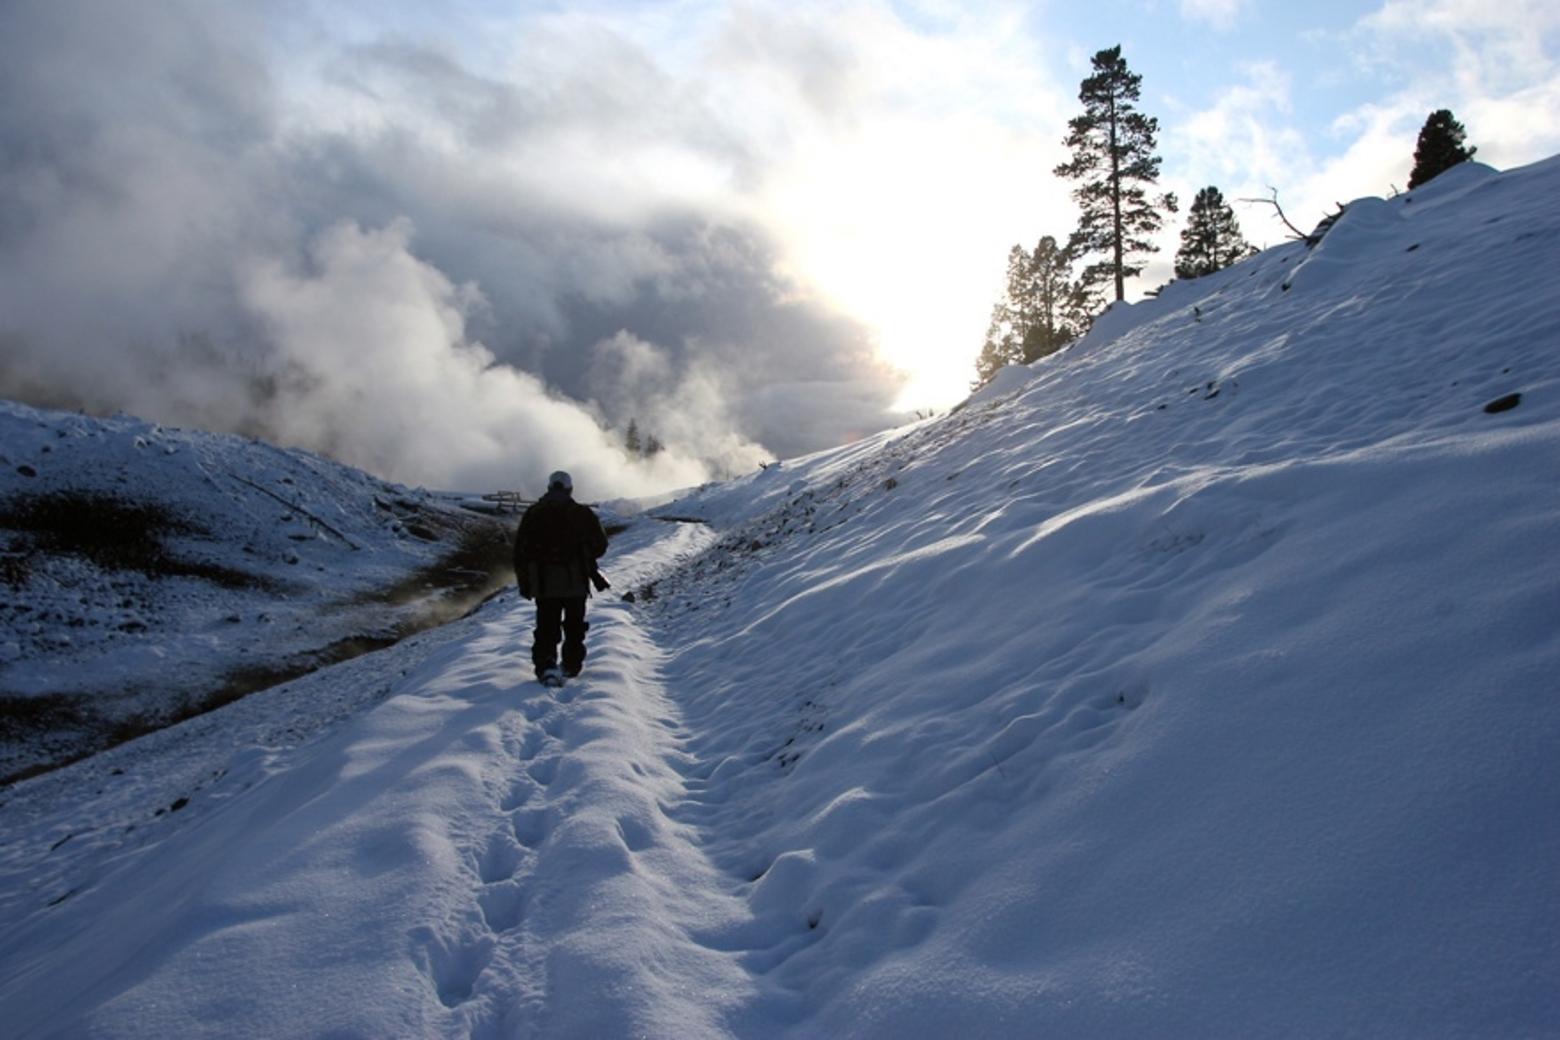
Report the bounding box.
[513,471,609,685]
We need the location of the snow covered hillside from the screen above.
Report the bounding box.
[2,156,1558,1038]
[0,403,515,781]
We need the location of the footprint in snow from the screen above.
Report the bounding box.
[518,726,547,759]
[499,780,532,812]
[411,926,494,1010]
[512,807,551,848]
[476,833,522,884]
[616,815,655,852]
[478,882,526,933]
[526,757,559,787]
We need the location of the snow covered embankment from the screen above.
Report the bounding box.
[633,156,1560,1035]
[0,403,513,781]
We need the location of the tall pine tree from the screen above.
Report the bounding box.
[1055,45,1176,304]
[1408,109,1477,190]
[1174,186,1253,279]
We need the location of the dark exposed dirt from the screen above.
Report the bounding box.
[1,512,519,786]
[0,491,281,591]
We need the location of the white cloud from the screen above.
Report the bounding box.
[1179,0,1246,32]
[1363,0,1560,73]
[1171,63,1299,188]
[1161,63,1313,253]
[1458,77,1560,170]
[695,2,1079,406]
[1353,0,1560,170]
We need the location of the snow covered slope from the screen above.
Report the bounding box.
[0,402,514,780]
[1,156,1557,1037]
[630,155,1560,1034]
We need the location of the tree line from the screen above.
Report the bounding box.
[623,418,663,459]
[975,45,1479,387]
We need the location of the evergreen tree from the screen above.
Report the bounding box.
[973,236,1089,387]
[1004,244,1038,350]
[973,302,1023,388]
[1055,45,1176,304]
[1020,236,1084,362]
[1408,109,1477,190]
[624,419,642,456]
[1174,186,1253,279]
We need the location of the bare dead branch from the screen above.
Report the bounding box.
[1238,187,1316,244]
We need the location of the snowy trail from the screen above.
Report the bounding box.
[0,518,773,1038]
[444,518,763,1037]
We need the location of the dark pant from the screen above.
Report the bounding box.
[533,596,588,678]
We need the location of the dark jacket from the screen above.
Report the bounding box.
[513,488,608,600]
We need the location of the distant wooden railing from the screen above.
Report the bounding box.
[481,491,530,514]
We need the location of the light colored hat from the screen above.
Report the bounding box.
[547,470,573,492]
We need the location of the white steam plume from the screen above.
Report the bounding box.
[241,220,718,497]
[585,331,770,476]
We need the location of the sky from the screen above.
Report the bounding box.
[1,0,1557,494]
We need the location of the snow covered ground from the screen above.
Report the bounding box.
[0,403,516,780]
[2,155,1559,1037]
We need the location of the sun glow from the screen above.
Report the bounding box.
[760,117,1067,412]
[721,7,1075,414]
